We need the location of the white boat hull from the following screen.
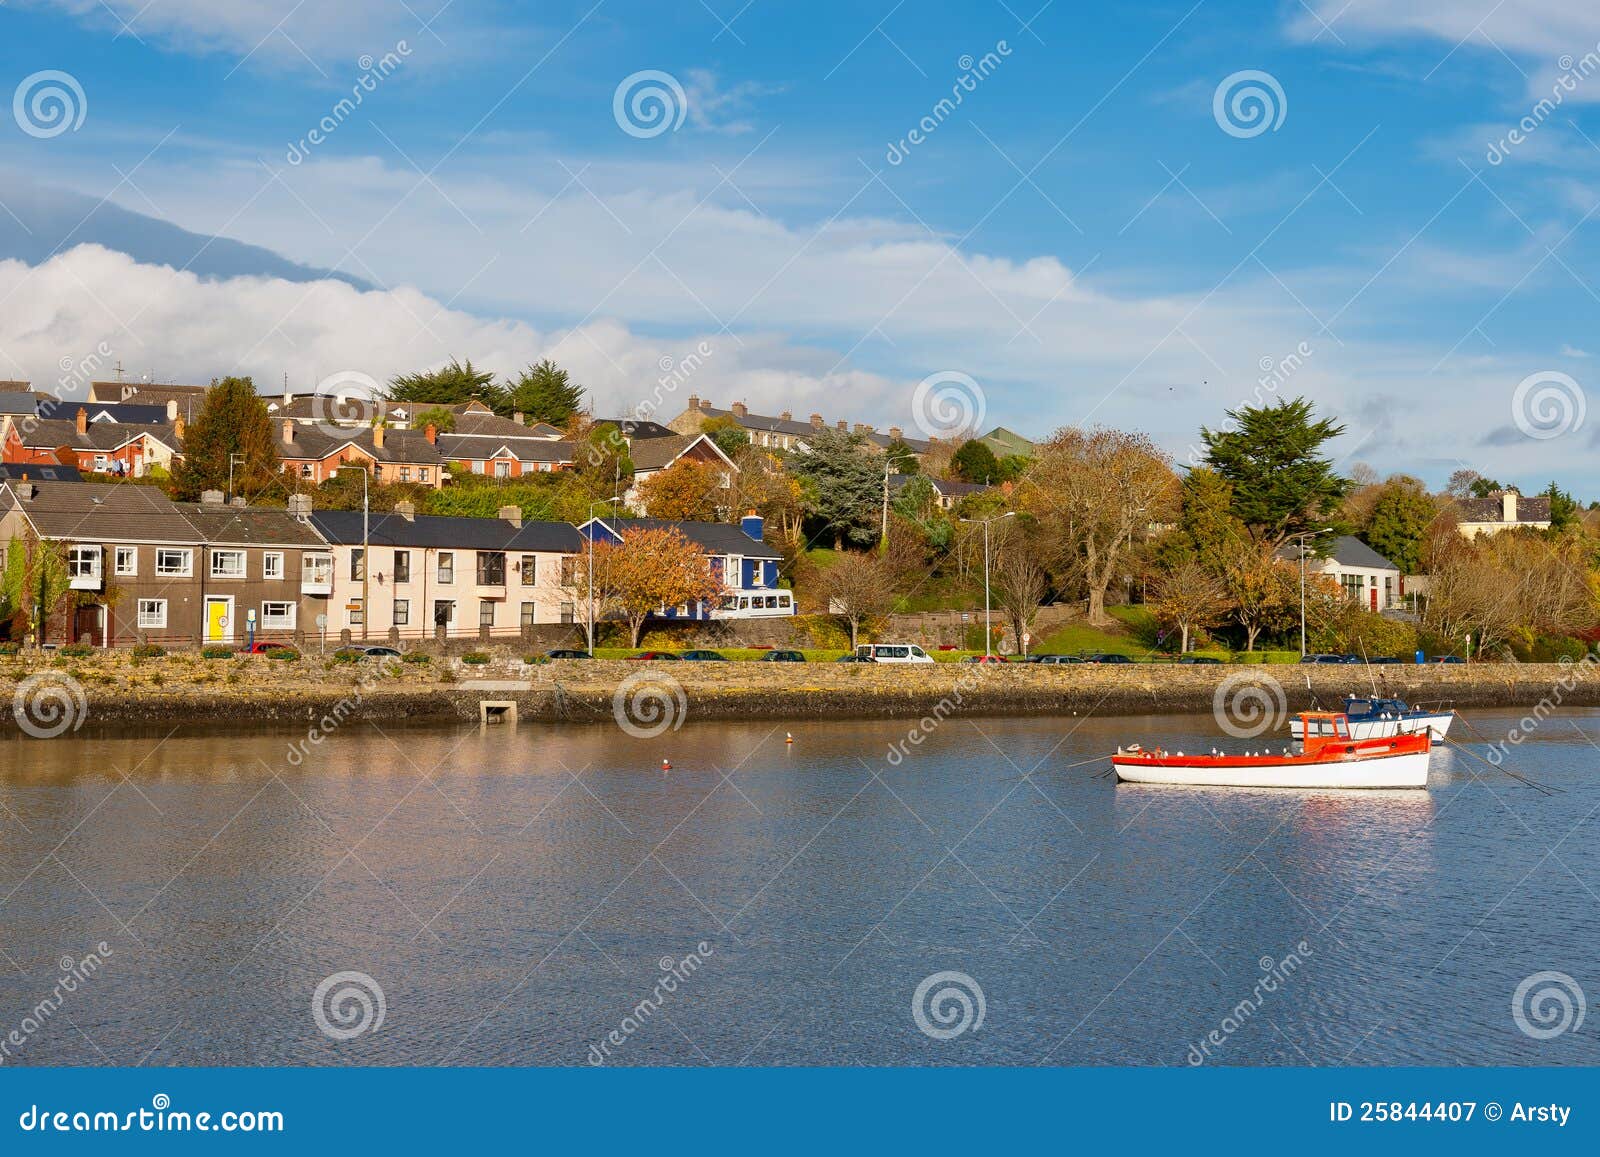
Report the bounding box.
[1302,713,1452,741]
[1114,749,1430,789]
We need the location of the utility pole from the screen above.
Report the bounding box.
[880,452,916,548]
[960,511,1014,658]
[338,465,370,641]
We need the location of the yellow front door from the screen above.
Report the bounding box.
[206,598,230,642]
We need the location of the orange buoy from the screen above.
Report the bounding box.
[661,758,672,772]
[785,732,793,745]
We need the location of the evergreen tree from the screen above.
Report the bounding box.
[387,358,505,411]
[1539,481,1580,532]
[1364,476,1435,574]
[1199,397,1351,546]
[951,438,999,484]
[788,426,882,549]
[506,359,585,424]
[170,377,278,501]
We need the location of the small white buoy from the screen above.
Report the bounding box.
[785,732,793,745]
[661,758,672,772]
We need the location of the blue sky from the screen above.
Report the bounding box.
[4,1,1600,492]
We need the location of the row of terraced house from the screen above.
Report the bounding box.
[0,478,787,649]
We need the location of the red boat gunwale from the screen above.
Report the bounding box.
[1112,712,1431,768]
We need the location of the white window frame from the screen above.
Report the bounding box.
[394,598,410,627]
[113,546,137,576]
[520,554,537,586]
[260,601,296,630]
[263,551,284,580]
[347,598,364,627]
[437,552,455,583]
[68,545,101,581]
[155,548,193,577]
[137,599,167,629]
[210,549,247,579]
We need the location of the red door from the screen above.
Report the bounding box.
[1369,587,1377,612]
[73,605,103,647]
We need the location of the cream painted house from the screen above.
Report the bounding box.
[299,499,584,641]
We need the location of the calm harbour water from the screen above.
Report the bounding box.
[1,707,1596,1067]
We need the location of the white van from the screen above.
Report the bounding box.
[855,643,935,664]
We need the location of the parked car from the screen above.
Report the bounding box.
[680,649,728,661]
[1036,654,1082,665]
[1084,653,1134,664]
[1434,655,1466,664]
[1299,653,1350,665]
[546,649,591,659]
[761,650,806,662]
[629,650,681,661]
[243,641,293,654]
[962,654,1010,664]
[333,645,402,660]
[1178,655,1221,665]
[854,643,935,664]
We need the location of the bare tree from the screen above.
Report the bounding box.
[821,551,899,649]
[991,522,1048,655]
[1148,557,1228,654]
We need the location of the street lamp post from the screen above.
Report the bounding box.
[337,465,370,641]
[1291,528,1333,657]
[960,511,1014,658]
[585,499,616,655]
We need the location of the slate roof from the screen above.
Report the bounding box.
[0,463,82,482]
[0,391,37,415]
[594,417,678,439]
[89,382,208,411]
[434,434,576,463]
[14,418,183,453]
[1455,493,1553,523]
[629,432,734,472]
[888,473,990,498]
[176,502,328,547]
[450,412,566,440]
[276,425,443,465]
[589,517,781,560]
[1326,535,1399,572]
[307,509,582,554]
[35,400,168,424]
[690,403,934,453]
[2,480,200,544]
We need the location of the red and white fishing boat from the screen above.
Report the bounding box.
[1112,712,1432,789]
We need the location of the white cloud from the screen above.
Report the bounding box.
[24,0,457,65]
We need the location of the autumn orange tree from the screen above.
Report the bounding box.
[637,458,727,521]
[590,527,724,646]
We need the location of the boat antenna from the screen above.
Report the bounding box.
[1358,639,1378,697]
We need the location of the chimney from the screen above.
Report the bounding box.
[281,419,294,443]
[512,412,525,426]
[740,509,765,542]
[809,413,823,429]
[286,494,312,517]
[780,411,792,422]
[889,426,903,441]
[424,423,437,444]
[394,500,415,521]
[174,416,186,440]
[167,399,178,420]
[372,423,385,450]
[498,504,522,527]
[836,419,847,431]
[1503,490,1517,523]
[730,402,748,418]
[854,422,871,434]
[200,489,224,506]
[699,397,712,411]
[15,482,34,500]
[687,394,699,412]
[75,407,87,435]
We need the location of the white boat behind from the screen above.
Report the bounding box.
[1298,696,1453,741]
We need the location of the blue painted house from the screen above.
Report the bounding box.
[578,513,794,620]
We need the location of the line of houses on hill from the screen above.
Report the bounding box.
[0,478,787,649]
